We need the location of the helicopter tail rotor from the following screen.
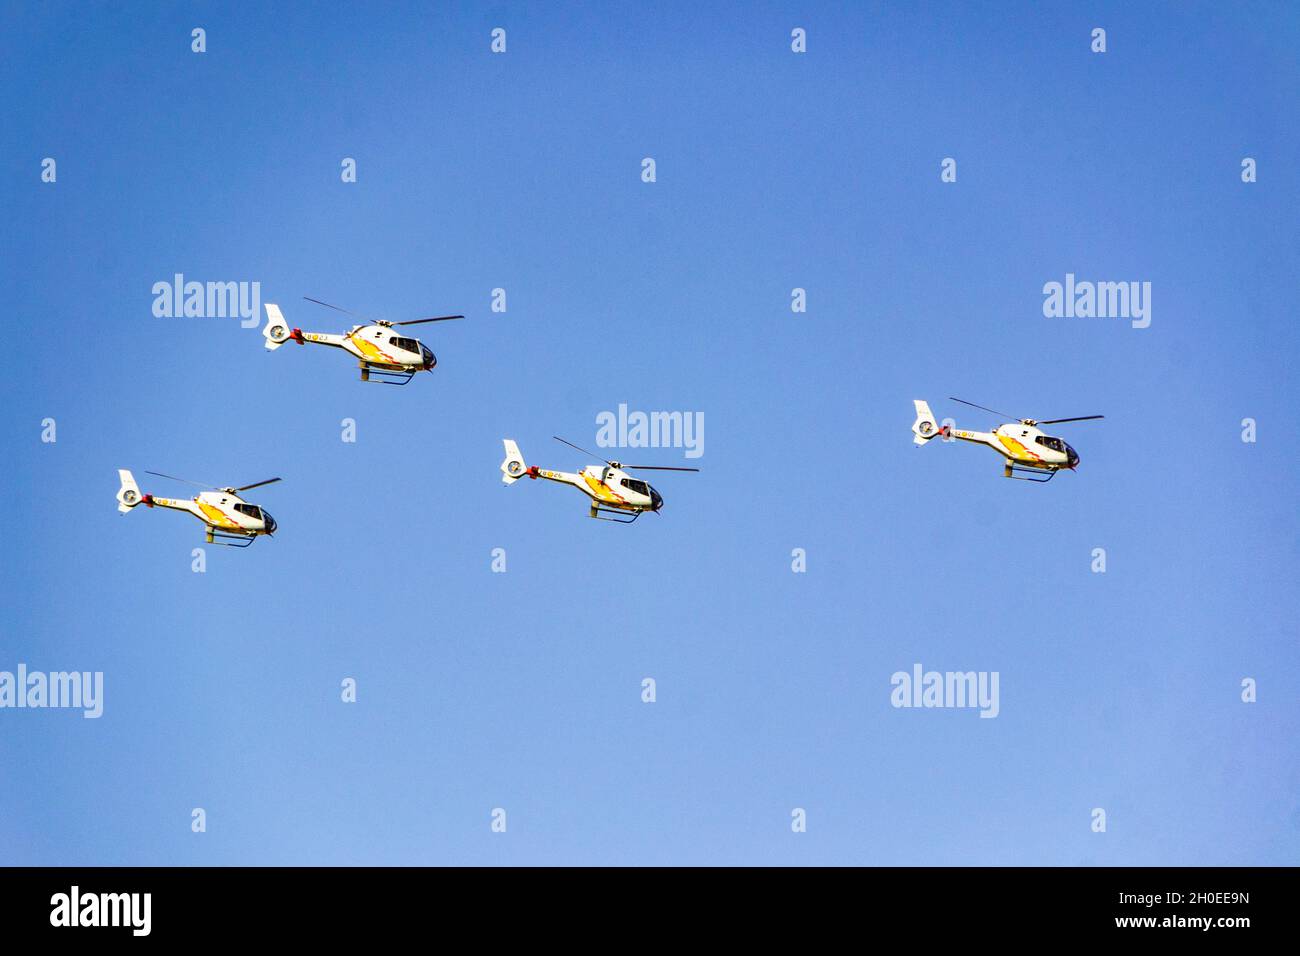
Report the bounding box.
[500,439,528,485]
[262,304,296,351]
[911,400,944,445]
[116,469,145,513]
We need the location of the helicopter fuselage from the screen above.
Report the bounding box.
[948,423,1078,470]
[144,490,277,536]
[530,464,661,513]
[300,324,436,372]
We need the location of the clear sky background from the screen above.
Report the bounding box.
[2,2,1296,865]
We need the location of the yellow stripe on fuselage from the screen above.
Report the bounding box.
[197,501,240,529]
[581,473,626,505]
[997,435,1043,463]
[349,333,400,365]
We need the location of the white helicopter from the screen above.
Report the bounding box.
[116,470,280,546]
[911,397,1103,482]
[262,296,465,385]
[500,436,699,523]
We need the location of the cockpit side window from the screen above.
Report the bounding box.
[1035,436,1065,453]
[621,478,649,496]
[234,503,262,519]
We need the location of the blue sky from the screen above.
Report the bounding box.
[2,1,1297,865]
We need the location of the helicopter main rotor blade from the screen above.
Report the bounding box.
[623,465,701,472]
[1037,415,1104,425]
[395,315,465,326]
[233,477,282,492]
[303,296,369,320]
[948,397,1019,420]
[145,470,214,489]
[552,435,613,466]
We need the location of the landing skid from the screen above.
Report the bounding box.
[1003,462,1057,482]
[359,363,415,386]
[588,503,642,523]
[205,527,257,547]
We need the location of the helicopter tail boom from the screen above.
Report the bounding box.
[116,469,144,513]
[911,400,943,445]
[500,439,528,485]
